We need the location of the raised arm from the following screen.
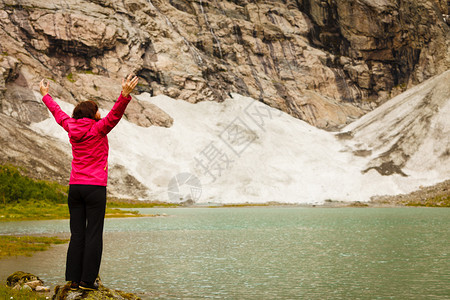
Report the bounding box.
[40,79,70,132]
[96,75,139,135]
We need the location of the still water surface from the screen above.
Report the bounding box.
[0,207,449,299]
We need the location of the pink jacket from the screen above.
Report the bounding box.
[42,93,132,186]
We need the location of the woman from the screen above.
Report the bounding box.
[39,75,139,291]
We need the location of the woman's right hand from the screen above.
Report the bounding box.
[121,74,139,97]
[39,79,50,96]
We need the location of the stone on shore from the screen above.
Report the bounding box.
[6,271,45,291]
[52,278,141,300]
[36,285,51,292]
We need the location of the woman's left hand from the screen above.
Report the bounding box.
[39,79,50,96]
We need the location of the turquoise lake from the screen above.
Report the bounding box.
[0,207,449,299]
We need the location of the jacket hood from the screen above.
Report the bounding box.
[68,118,96,141]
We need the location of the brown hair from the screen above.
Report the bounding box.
[72,100,99,120]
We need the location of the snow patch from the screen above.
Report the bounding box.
[29,71,450,203]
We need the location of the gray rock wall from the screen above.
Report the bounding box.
[0,0,448,130]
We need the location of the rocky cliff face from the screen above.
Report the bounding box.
[1,0,448,130]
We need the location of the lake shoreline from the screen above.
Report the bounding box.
[195,179,450,208]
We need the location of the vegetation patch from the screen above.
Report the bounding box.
[66,72,75,82]
[347,201,369,207]
[370,180,450,207]
[107,197,180,208]
[82,69,94,74]
[0,202,154,221]
[0,236,68,259]
[404,194,450,207]
[207,202,294,208]
[0,164,160,221]
[212,203,271,208]
[0,201,70,221]
[0,164,68,205]
[0,283,48,300]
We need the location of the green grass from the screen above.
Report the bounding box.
[206,202,292,208]
[0,235,68,259]
[0,283,48,299]
[0,201,153,222]
[208,203,271,208]
[104,207,143,218]
[0,201,69,221]
[107,198,180,208]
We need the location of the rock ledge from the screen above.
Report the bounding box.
[53,279,141,300]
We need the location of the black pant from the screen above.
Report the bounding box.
[65,184,106,283]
